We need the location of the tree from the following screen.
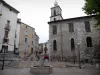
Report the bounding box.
[83,0,100,27]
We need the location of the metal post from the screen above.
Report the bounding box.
[2,46,5,70]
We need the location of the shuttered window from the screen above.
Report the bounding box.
[86,37,93,47]
[68,23,74,32]
[52,25,57,34]
[84,21,91,32]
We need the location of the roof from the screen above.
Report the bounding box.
[48,15,96,24]
[0,0,20,13]
[21,22,35,29]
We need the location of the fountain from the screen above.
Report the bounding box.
[30,54,52,75]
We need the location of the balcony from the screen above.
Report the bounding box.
[5,24,11,31]
[3,38,9,43]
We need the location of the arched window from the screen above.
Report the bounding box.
[54,10,56,16]
[53,40,57,51]
[54,18,56,21]
[86,37,92,47]
[71,38,75,50]
[52,25,57,34]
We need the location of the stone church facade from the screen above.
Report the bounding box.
[48,2,100,61]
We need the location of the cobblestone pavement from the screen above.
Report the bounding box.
[0,68,100,75]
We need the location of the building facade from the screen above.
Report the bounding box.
[34,33,39,57]
[14,19,21,55]
[0,0,19,53]
[48,2,100,61]
[19,22,35,58]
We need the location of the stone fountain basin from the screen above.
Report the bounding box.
[30,66,52,74]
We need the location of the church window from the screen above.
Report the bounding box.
[53,40,57,51]
[86,37,92,47]
[53,25,57,34]
[71,38,75,50]
[84,21,91,32]
[68,23,74,32]
[54,10,56,16]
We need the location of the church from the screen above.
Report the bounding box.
[48,1,100,61]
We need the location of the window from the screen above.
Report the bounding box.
[86,37,92,47]
[54,18,56,21]
[84,21,91,32]
[54,10,56,16]
[68,23,74,32]
[25,38,27,42]
[3,38,8,43]
[5,20,10,30]
[5,31,9,38]
[53,40,57,51]
[71,38,75,50]
[52,25,57,34]
[7,20,10,25]
[24,30,28,35]
[31,48,33,53]
[32,41,33,44]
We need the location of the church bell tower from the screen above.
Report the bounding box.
[50,1,63,21]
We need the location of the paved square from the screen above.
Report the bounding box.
[0,68,100,75]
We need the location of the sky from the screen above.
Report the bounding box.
[4,0,86,43]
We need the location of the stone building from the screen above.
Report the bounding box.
[34,33,39,57]
[48,2,100,61]
[19,22,36,58]
[0,0,19,53]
